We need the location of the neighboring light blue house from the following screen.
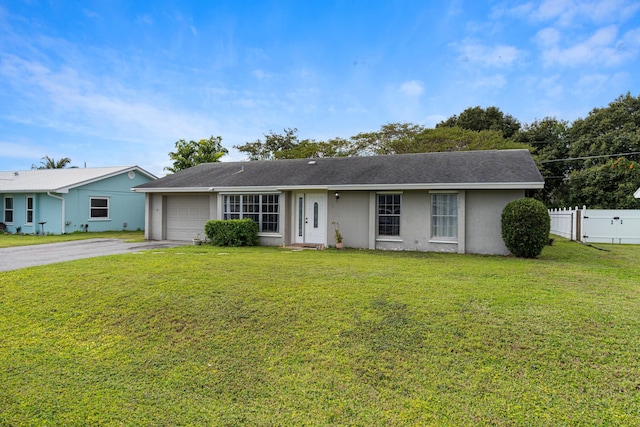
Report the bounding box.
[0,166,156,235]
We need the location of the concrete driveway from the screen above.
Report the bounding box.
[0,239,187,272]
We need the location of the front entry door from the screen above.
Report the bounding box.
[294,193,327,244]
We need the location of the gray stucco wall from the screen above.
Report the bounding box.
[329,189,521,255]
[465,190,524,255]
[326,191,370,249]
[146,189,525,254]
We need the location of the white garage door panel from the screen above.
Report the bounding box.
[166,196,210,240]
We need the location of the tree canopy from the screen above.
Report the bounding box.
[225,92,640,209]
[234,122,527,161]
[436,106,521,138]
[562,93,640,208]
[165,136,228,173]
[33,156,74,169]
[513,117,571,207]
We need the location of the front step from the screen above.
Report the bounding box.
[288,243,326,250]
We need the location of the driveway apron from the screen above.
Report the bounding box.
[0,239,185,272]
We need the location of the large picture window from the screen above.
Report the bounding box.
[223,194,280,233]
[90,197,110,219]
[4,197,14,223]
[378,194,401,236]
[431,193,457,239]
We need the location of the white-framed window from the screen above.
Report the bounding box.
[223,194,279,233]
[4,196,14,224]
[377,194,401,236]
[431,193,457,239]
[25,196,34,224]
[90,197,110,219]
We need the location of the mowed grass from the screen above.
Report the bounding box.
[0,231,145,248]
[1,239,639,426]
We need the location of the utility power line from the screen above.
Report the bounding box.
[538,151,640,164]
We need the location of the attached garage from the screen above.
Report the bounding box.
[165,195,210,240]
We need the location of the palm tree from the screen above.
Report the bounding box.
[33,156,74,169]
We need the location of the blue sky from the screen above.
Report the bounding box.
[1,1,639,176]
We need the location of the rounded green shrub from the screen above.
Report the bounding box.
[501,198,550,258]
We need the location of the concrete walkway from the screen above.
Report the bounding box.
[0,239,186,272]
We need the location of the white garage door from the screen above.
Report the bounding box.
[166,195,210,241]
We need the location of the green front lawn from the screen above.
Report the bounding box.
[1,240,639,426]
[0,231,145,248]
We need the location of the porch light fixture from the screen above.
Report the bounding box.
[335,192,340,200]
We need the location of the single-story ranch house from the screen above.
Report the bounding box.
[1,166,156,234]
[134,149,544,255]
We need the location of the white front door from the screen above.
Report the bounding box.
[294,193,327,244]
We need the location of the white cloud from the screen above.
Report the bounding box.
[0,141,48,160]
[135,14,153,25]
[399,80,424,97]
[537,25,640,67]
[535,27,561,46]
[467,74,508,89]
[537,74,564,97]
[0,54,217,143]
[252,69,274,80]
[503,0,640,26]
[455,40,523,67]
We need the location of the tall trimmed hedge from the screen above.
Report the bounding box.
[501,198,550,258]
[204,219,259,247]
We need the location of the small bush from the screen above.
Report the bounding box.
[501,198,550,258]
[204,219,259,246]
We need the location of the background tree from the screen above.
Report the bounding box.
[569,93,640,162]
[33,156,73,169]
[379,127,527,155]
[234,128,300,160]
[566,157,640,209]
[276,137,353,159]
[349,122,427,155]
[165,136,227,173]
[564,93,640,209]
[437,106,521,138]
[513,117,571,207]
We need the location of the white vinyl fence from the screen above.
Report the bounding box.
[549,207,640,244]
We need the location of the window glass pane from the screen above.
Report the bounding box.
[432,194,457,238]
[4,197,14,223]
[90,198,109,218]
[222,194,279,233]
[313,202,319,228]
[378,194,401,236]
[298,197,303,237]
[26,197,34,223]
[91,198,108,208]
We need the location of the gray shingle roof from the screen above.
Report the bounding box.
[135,150,544,191]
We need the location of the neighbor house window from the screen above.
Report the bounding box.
[431,193,457,239]
[26,196,34,224]
[223,194,280,233]
[90,197,110,219]
[4,197,14,224]
[378,194,401,236]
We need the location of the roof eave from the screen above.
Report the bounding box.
[131,187,213,193]
[65,166,156,190]
[134,182,544,193]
